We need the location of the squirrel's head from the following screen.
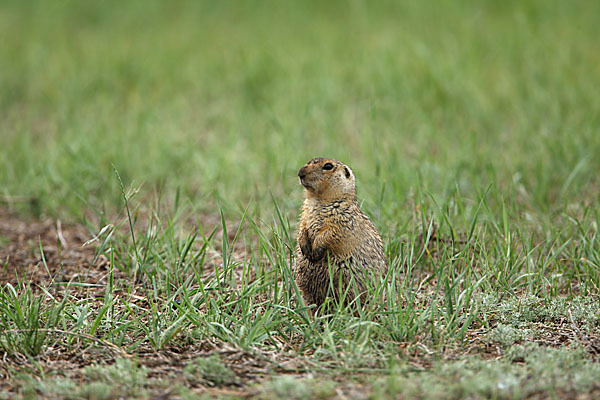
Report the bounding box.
[298,158,356,201]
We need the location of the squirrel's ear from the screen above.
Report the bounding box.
[344,167,351,179]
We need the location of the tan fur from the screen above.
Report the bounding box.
[295,158,388,311]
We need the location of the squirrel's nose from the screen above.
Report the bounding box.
[298,167,307,179]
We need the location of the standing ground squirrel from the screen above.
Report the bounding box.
[295,157,388,310]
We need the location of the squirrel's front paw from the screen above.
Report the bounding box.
[299,229,313,259]
[299,230,325,263]
[308,245,326,263]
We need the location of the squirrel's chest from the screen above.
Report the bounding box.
[304,201,349,224]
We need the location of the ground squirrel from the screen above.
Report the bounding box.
[295,157,388,311]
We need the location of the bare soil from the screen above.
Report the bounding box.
[0,208,96,286]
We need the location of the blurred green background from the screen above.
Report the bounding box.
[1,0,599,225]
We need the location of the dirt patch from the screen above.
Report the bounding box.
[0,209,98,286]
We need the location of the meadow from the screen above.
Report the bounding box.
[1,0,600,398]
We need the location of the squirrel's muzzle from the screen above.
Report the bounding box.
[298,166,312,189]
[298,166,307,179]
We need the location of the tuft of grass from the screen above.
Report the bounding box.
[487,323,534,346]
[84,358,148,395]
[259,376,336,400]
[184,355,238,387]
[0,282,69,356]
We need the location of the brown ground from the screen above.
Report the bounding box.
[0,208,96,286]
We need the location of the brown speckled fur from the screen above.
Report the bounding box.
[295,158,388,310]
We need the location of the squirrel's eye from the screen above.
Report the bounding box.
[323,163,334,170]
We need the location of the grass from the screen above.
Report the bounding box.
[374,344,600,399]
[16,358,148,400]
[1,0,600,398]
